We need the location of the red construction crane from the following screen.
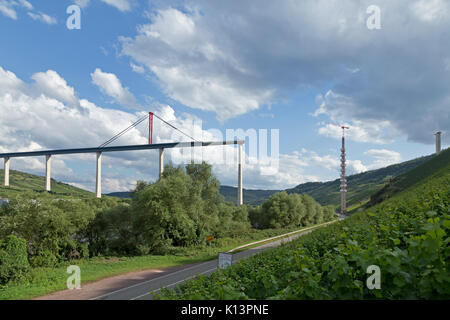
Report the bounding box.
[149,112,153,144]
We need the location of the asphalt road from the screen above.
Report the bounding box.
[92,230,313,300]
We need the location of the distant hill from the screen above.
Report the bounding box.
[0,169,94,198]
[220,154,434,207]
[106,191,132,198]
[220,186,281,206]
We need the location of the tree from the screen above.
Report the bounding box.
[130,180,150,198]
[260,192,305,228]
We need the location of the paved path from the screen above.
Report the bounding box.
[92,229,313,300]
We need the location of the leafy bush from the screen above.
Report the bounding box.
[250,192,335,229]
[29,250,58,268]
[0,193,121,264]
[87,204,137,256]
[0,235,30,285]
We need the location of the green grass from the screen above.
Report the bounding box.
[0,225,317,300]
[346,199,370,214]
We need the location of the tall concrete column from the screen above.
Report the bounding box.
[45,155,51,192]
[4,157,10,187]
[159,148,164,180]
[435,131,442,155]
[238,143,243,206]
[96,152,102,198]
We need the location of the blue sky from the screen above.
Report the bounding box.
[0,0,447,192]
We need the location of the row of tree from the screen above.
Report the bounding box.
[88,163,251,255]
[0,162,336,284]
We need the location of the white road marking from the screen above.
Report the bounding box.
[90,261,216,300]
[130,267,217,300]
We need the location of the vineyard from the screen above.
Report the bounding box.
[156,150,450,299]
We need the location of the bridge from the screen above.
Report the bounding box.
[0,112,245,204]
[0,140,245,204]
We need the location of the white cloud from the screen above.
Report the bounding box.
[19,0,32,10]
[103,177,135,192]
[31,70,77,105]
[364,149,401,170]
[27,12,57,25]
[0,66,24,93]
[121,7,275,121]
[120,1,450,143]
[130,62,145,74]
[315,91,399,144]
[294,148,400,181]
[149,65,273,121]
[74,0,90,8]
[347,160,367,175]
[100,0,131,12]
[308,152,340,171]
[0,0,17,19]
[410,0,448,22]
[0,66,153,191]
[0,0,54,24]
[317,121,396,145]
[91,68,138,108]
[295,149,368,179]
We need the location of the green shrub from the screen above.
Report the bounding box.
[0,193,121,262]
[29,250,58,268]
[252,192,333,229]
[78,243,89,259]
[0,235,30,285]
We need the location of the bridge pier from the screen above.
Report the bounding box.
[96,152,102,198]
[159,148,164,180]
[45,155,51,192]
[238,143,243,206]
[3,157,10,187]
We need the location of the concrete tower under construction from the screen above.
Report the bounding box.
[435,131,442,155]
[340,126,349,215]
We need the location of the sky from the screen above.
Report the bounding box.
[0,0,448,193]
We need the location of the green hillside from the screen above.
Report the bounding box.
[370,147,450,205]
[156,144,450,300]
[0,169,94,198]
[221,154,434,207]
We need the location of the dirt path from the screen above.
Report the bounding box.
[34,262,201,300]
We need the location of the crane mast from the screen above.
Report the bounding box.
[340,126,349,215]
